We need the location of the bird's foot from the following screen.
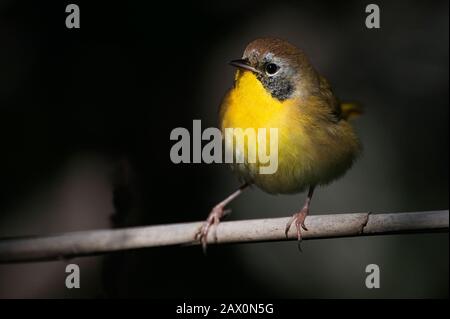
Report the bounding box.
[195,204,230,254]
[285,207,309,251]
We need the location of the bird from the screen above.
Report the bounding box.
[196,37,362,251]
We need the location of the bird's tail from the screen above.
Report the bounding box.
[339,102,363,121]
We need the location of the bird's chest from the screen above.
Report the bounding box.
[220,71,311,183]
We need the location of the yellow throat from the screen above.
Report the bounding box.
[221,70,294,131]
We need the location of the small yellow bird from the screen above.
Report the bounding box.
[196,38,361,250]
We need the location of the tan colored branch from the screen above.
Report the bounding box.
[0,210,447,263]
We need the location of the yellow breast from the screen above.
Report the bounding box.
[219,70,360,194]
[220,70,309,193]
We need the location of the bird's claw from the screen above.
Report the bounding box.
[285,208,309,251]
[195,205,229,254]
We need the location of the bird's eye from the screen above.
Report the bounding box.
[265,63,279,75]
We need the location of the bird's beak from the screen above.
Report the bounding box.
[229,59,262,74]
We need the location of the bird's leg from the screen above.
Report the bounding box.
[196,183,249,253]
[285,186,315,249]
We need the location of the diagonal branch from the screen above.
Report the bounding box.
[0,210,448,263]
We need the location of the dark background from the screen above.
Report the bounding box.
[0,0,448,298]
